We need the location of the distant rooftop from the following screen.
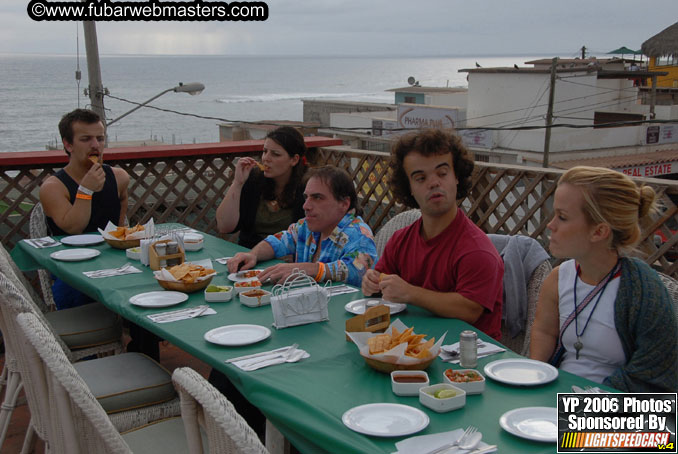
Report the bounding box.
[386,86,467,94]
[553,149,678,170]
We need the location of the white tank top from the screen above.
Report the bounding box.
[558,259,625,384]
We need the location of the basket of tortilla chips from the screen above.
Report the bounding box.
[99,220,152,249]
[346,319,446,373]
[154,261,216,293]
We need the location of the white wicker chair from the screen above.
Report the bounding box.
[0,242,124,361]
[0,271,180,452]
[29,202,56,312]
[16,311,269,454]
[0,243,126,449]
[374,209,421,257]
[171,367,269,454]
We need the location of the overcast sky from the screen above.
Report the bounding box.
[1,0,677,57]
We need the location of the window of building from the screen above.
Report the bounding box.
[404,96,417,104]
[593,111,645,128]
[656,55,678,66]
[474,154,490,162]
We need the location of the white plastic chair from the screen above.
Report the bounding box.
[374,209,421,257]
[15,310,269,454]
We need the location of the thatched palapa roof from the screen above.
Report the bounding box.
[642,22,678,57]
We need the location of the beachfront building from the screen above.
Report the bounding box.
[459,57,678,176]
[642,21,678,89]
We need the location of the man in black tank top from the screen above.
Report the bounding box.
[39,109,159,360]
[41,109,129,237]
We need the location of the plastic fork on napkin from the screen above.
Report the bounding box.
[147,305,216,323]
[25,237,61,248]
[393,428,496,454]
[83,263,143,278]
[439,339,505,363]
[226,345,309,371]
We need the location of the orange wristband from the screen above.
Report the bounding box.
[314,262,325,282]
[75,193,92,201]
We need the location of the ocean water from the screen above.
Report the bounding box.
[0,54,543,153]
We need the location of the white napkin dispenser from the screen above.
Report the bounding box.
[271,270,330,329]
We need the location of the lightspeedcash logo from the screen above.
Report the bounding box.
[27,0,269,22]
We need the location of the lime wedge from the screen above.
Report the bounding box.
[435,389,457,399]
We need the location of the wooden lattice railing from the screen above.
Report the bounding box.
[3,140,678,277]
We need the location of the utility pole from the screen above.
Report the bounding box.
[543,57,558,168]
[581,46,587,59]
[82,20,106,123]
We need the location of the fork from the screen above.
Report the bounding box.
[86,263,133,277]
[150,305,209,322]
[426,426,477,454]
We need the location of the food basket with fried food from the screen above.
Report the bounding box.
[346,319,446,373]
[99,220,153,249]
[154,261,216,293]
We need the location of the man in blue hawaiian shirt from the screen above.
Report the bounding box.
[228,166,377,287]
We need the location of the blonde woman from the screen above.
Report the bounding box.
[530,166,677,392]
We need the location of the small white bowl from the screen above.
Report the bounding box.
[443,369,486,395]
[391,370,429,396]
[126,247,141,260]
[183,233,204,252]
[239,289,272,307]
[234,281,262,294]
[419,383,466,413]
[204,285,233,302]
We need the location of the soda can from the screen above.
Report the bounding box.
[459,330,478,368]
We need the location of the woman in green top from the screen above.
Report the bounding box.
[216,126,308,248]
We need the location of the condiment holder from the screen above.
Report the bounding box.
[345,304,390,342]
[391,370,429,396]
[240,289,272,307]
[204,285,233,302]
[148,239,185,271]
[419,383,466,412]
[270,269,330,329]
[443,368,486,395]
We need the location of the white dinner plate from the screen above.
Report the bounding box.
[499,406,558,442]
[50,248,101,262]
[342,403,429,437]
[204,324,271,346]
[60,234,105,246]
[344,298,407,315]
[484,359,558,386]
[129,291,188,308]
[228,269,264,282]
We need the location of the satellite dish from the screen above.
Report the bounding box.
[407,76,416,86]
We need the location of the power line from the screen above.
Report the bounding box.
[103,92,677,134]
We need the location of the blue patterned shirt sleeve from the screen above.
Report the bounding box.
[264,219,302,257]
[264,212,377,287]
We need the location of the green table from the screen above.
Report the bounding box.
[12,228,606,454]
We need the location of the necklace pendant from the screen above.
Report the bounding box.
[574,338,583,360]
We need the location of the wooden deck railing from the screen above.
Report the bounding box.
[3,139,678,277]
